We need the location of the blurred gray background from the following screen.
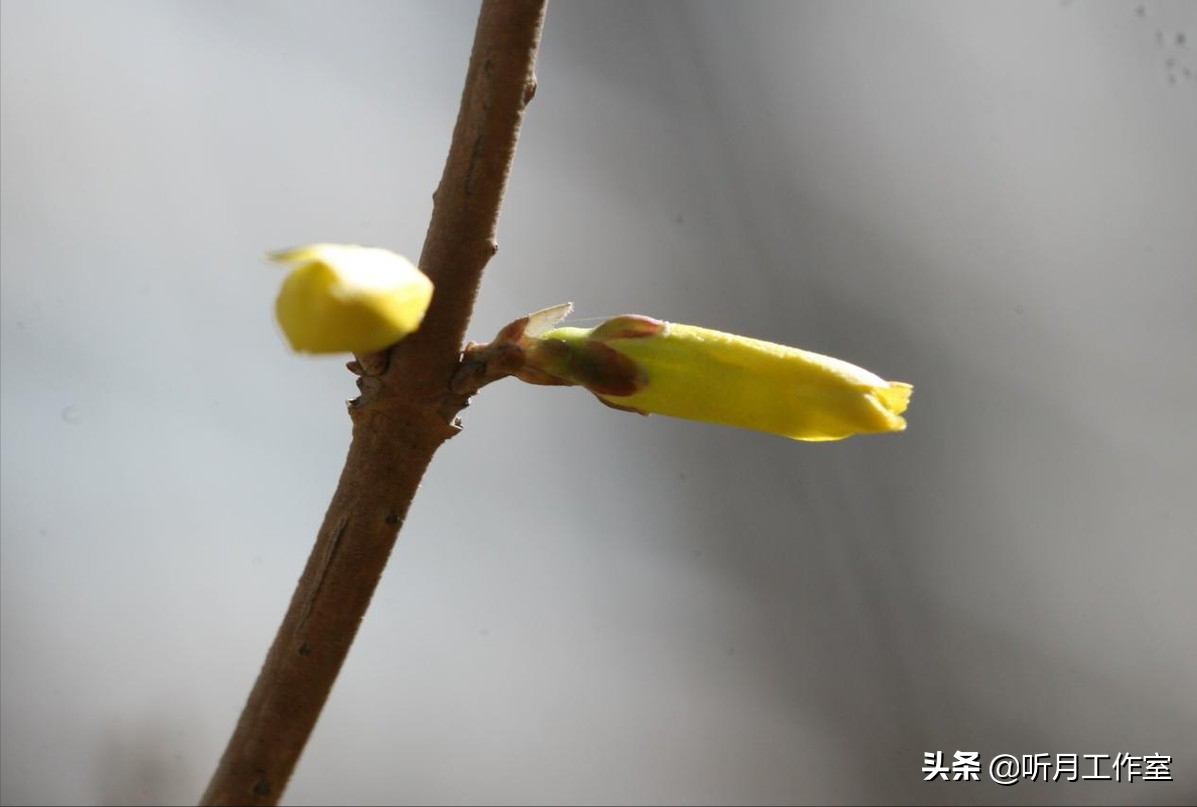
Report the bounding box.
[2,1,1195,804]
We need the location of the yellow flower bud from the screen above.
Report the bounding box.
[270,244,433,354]
[503,307,911,442]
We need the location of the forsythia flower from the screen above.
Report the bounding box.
[270,244,433,354]
[483,304,911,442]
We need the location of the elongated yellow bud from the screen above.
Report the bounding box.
[270,244,433,354]
[476,305,911,442]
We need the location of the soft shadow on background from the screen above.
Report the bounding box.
[2,2,1195,805]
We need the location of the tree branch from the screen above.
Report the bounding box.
[200,3,547,804]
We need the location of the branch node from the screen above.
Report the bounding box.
[352,349,391,377]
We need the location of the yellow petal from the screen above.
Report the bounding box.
[270,244,433,354]
[535,317,912,442]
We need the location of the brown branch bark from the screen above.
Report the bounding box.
[200,3,547,804]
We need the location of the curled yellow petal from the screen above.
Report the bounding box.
[493,307,911,442]
[270,244,433,354]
